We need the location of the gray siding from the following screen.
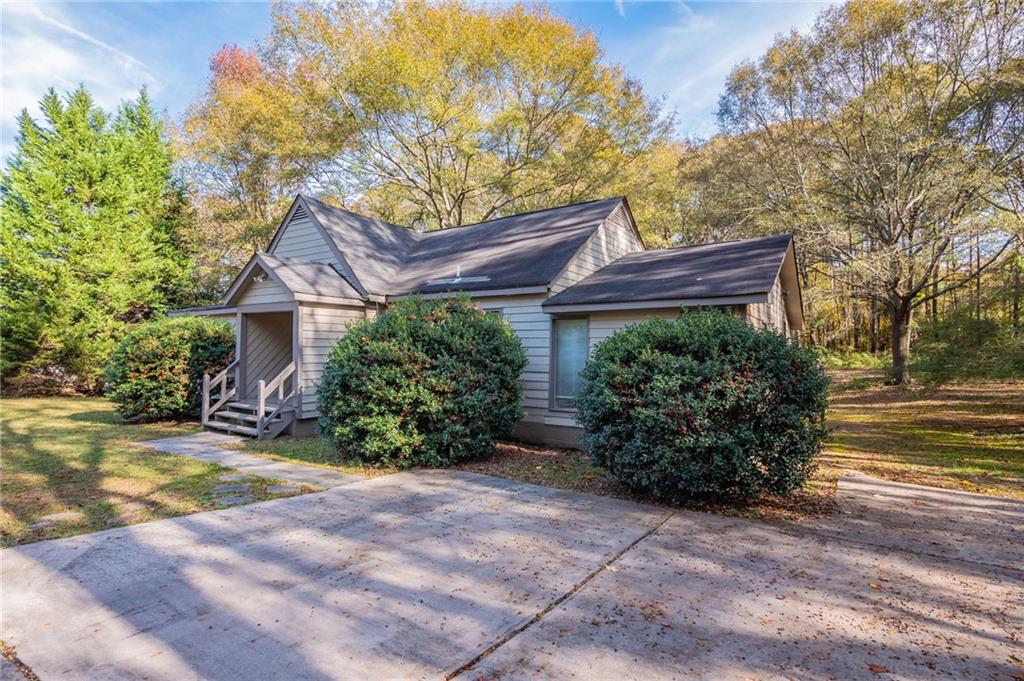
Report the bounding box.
[298,303,367,416]
[479,296,681,431]
[476,295,551,426]
[550,204,644,293]
[745,278,788,333]
[243,311,293,399]
[271,209,339,265]
[235,275,292,306]
[588,309,681,353]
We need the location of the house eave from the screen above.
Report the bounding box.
[386,285,549,301]
[541,294,767,314]
[168,305,238,318]
[293,293,367,307]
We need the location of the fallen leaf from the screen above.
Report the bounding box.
[869,583,882,590]
[760,618,773,625]
[866,663,889,673]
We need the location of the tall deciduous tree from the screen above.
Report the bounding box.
[0,88,188,389]
[182,0,672,237]
[716,0,1023,383]
[178,44,329,291]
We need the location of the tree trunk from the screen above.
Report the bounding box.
[869,299,880,353]
[852,301,861,351]
[1013,245,1021,339]
[974,234,982,319]
[890,302,913,385]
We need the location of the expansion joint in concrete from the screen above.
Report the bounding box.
[444,510,677,680]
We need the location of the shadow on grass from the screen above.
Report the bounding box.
[1,398,219,544]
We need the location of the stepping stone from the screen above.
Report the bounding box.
[266,484,302,496]
[27,511,83,531]
[213,483,251,494]
[215,494,256,507]
[219,472,249,481]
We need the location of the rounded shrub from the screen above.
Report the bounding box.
[317,296,528,468]
[576,310,829,502]
[105,316,235,421]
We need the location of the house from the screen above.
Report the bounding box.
[174,195,803,447]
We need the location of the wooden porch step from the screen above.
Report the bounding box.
[224,401,296,414]
[205,420,259,437]
[214,410,288,423]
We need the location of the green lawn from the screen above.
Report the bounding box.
[822,371,1024,499]
[243,372,1024,515]
[4,375,1020,546]
[1,398,282,545]
[240,435,395,478]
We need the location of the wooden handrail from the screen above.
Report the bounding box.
[202,359,240,425]
[257,362,296,436]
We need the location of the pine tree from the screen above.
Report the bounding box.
[1,87,190,389]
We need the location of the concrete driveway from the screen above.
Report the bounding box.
[2,471,1021,680]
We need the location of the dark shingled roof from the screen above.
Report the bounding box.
[301,199,418,296]
[300,196,625,296]
[543,234,793,307]
[258,253,364,301]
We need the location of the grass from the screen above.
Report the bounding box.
[0,398,291,546]
[7,370,1019,544]
[244,371,1024,518]
[822,370,1024,499]
[240,436,397,478]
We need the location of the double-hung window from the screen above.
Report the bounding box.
[552,317,588,409]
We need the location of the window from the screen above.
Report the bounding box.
[552,317,588,409]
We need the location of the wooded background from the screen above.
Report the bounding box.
[2,0,1022,390]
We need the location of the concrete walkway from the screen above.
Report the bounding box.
[2,472,1021,680]
[140,431,363,489]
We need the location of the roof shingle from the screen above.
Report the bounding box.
[301,196,625,296]
[542,234,793,307]
[258,253,364,301]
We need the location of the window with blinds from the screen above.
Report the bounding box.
[552,317,588,409]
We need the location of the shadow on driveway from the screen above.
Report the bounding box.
[2,471,1021,680]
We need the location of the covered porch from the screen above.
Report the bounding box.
[193,252,370,439]
[202,307,298,439]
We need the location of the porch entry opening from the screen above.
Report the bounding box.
[242,311,295,400]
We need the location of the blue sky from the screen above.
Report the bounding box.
[1,1,831,157]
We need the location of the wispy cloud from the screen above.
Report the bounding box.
[1,3,157,156]
[614,0,626,18]
[603,1,829,138]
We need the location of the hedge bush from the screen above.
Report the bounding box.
[576,310,829,502]
[317,296,528,467]
[105,317,235,421]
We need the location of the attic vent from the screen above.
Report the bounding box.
[292,205,308,222]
